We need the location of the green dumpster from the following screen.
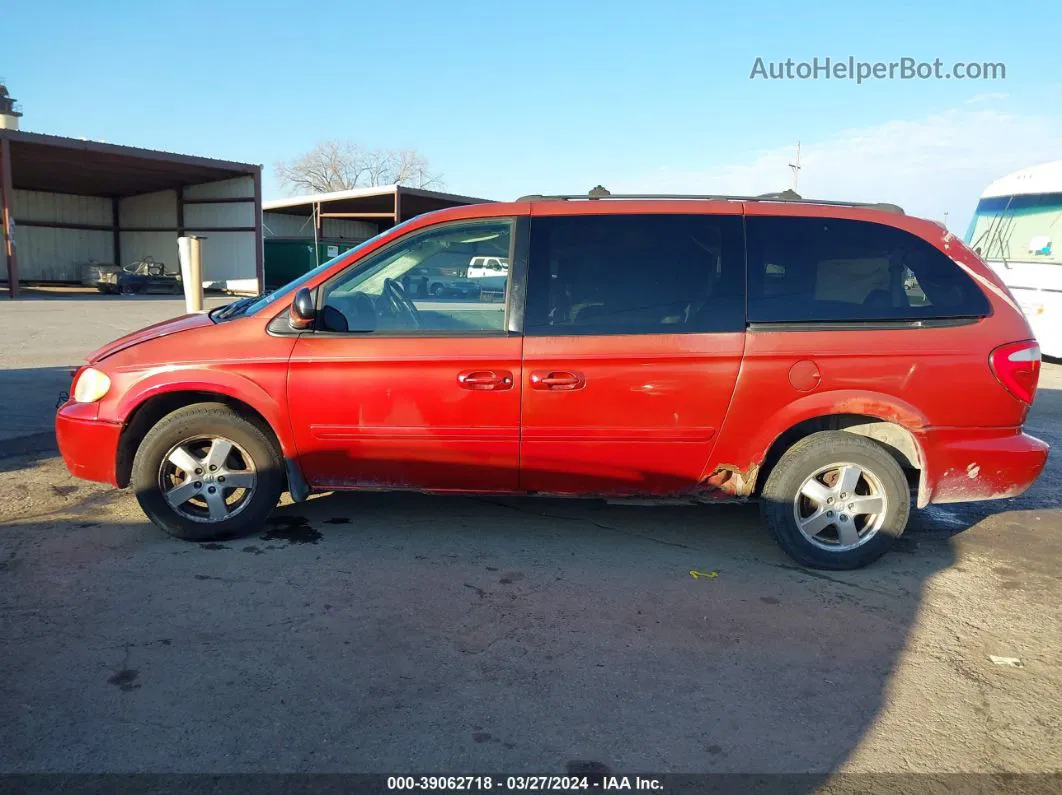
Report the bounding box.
[264,240,362,290]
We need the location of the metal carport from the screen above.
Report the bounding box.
[263,184,490,233]
[261,185,489,287]
[0,130,263,298]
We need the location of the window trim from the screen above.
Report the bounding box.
[310,216,521,339]
[746,316,982,333]
[523,212,747,337]
[744,215,992,326]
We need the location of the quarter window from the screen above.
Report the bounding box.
[525,214,745,335]
[318,220,512,334]
[746,216,990,323]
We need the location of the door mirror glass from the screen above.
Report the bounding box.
[289,287,316,330]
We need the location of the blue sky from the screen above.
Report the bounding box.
[4,0,1061,225]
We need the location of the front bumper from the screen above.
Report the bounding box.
[55,402,122,486]
[920,427,1049,506]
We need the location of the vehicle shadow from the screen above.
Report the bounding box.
[9,286,236,302]
[0,366,71,472]
[2,478,959,779]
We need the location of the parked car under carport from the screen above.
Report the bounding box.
[94,259,183,295]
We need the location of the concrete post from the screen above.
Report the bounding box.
[177,235,206,313]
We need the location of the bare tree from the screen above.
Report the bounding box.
[275,140,444,194]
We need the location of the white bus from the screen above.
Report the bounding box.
[965,160,1062,357]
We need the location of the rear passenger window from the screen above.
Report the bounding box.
[746,216,990,323]
[525,214,745,335]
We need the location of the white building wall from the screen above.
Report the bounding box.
[183,177,258,290]
[117,180,258,289]
[118,190,179,271]
[121,231,179,272]
[184,176,255,200]
[263,211,377,241]
[11,189,114,281]
[6,175,260,289]
[184,230,257,287]
[263,212,314,238]
[15,189,111,225]
[322,217,378,240]
[18,227,113,281]
[119,190,177,229]
[185,202,254,228]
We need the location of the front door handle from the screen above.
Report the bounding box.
[457,369,514,391]
[529,370,586,391]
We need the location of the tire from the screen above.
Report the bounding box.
[430,283,444,297]
[760,431,910,570]
[131,403,284,542]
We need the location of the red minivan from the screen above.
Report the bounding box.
[56,194,1048,569]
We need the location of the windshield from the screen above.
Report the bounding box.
[965,192,1062,265]
[232,219,419,318]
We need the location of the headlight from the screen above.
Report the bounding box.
[73,368,112,403]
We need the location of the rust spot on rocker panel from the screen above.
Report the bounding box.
[700,463,759,499]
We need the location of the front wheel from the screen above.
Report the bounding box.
[760,431,910,570]
[131,403,284,541]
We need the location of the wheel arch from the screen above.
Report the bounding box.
[707,390,930,501]
[114,382,294,490]
[755,413,925,499]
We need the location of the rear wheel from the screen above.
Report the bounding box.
[131,403,284,541]
[760,431,910,570]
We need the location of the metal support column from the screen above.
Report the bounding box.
[252,167,264,293]
[313,202,320,268]
[111,197,122,268]
[0,137,18,298]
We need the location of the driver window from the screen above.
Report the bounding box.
[319,220,512,334]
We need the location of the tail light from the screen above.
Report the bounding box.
[990,340,1041,405]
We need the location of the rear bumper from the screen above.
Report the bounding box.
[55,402,121,487]
[920,427,1048,506]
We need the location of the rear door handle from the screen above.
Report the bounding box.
[457,369,514,391]
[529,370,585,391]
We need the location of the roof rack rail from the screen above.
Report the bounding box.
[515,190,905,215]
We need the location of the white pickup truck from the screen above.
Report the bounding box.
[466,256,508,301]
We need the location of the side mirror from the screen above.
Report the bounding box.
[289,287,316,330]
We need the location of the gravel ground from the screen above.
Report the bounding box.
[1,294,1060,782]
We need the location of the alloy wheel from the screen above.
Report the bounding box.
[792,462,888,551]
[157,435,257,523]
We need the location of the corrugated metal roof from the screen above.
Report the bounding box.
[0,129,259,196]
